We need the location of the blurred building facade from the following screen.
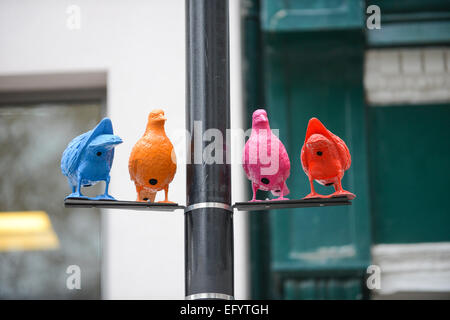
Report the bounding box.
[243,0,450,299]
[0,0,449,300]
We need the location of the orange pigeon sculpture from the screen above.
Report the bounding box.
[300,117,355,200]
[129,109,177,203]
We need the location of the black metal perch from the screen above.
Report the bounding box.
[64,199,184,212]
[233,196,351,212]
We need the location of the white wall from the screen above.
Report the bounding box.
[0,0,248,299]
[372,243,450,296]
[365,48,450,105]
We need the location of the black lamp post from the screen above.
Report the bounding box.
[185,0,234,300]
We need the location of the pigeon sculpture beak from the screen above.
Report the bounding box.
[89,134,123,149]
[155,112,167,121]
[254,113,268,124]
[261,114,268,122]
[148,109,167,122]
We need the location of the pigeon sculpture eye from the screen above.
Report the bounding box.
[316,151,323,156]
[96,152,102,156]
[149,179,157,185]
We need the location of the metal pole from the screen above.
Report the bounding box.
[185,0,233,300]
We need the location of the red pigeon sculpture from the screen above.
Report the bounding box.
[300,117,355,200]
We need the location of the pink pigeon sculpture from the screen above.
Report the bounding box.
[243,109,291,201]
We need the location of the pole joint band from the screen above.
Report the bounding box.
[185,292,234,300]
[185,202,233,213]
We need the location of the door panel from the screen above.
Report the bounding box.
[369,104,450,244]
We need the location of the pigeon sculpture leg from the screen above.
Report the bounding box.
[251,182,260,202]
[65,176,88,199]
[158,185,174,204]
[103,176,112,198]
[69,183,76,195]
[305,176,355,199]
[330,177,355,199]
[135,185,157,202]
[143,192,156,202]
[304,177,321,199]
[66,182,80,199]
[94,176,115,200]
[273,182,289,201]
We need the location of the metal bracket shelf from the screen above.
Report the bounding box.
[233,196,351,212]
[64,196,351,212]
[64,199,185,211]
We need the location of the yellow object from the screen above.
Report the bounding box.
[0,211,59,251]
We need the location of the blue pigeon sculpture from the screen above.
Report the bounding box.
[61,118,123,200]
